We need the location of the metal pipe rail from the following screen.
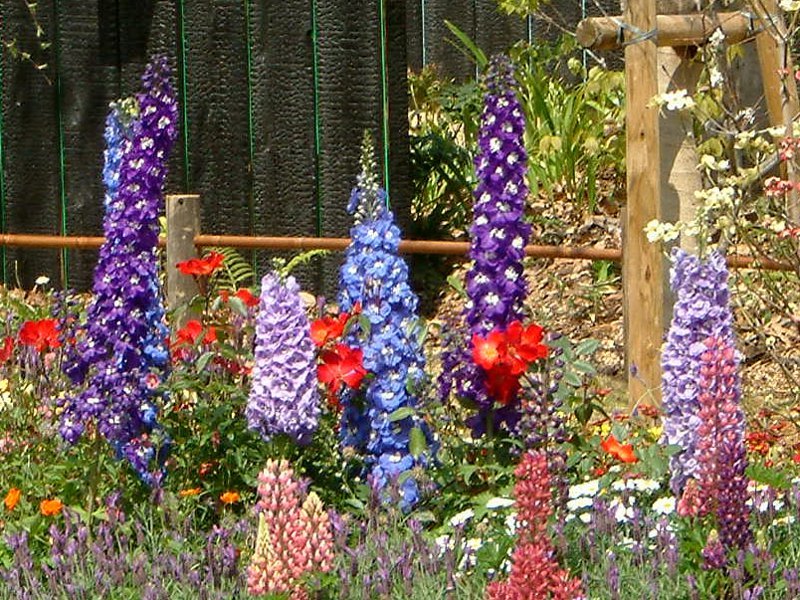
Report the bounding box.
[0,232,792,271]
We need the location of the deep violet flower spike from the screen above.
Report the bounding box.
[465,54,530,336]
[246,272,320,445]
[661,248,734,496]
[338,135,434,510]
[60,56,178,485]
[439,54,531,436]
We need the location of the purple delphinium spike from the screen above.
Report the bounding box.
[60,56,178,485]
[246,271,320,444]
[661,248,734,496]
[694,336,752,551]
[439,54,531,436]
[337,134,434,510]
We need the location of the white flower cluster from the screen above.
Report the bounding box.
[644,219,682,244]
[651,89,696,112]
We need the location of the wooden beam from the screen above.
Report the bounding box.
[754,0,800,225]
[166,194,201,316]
[624,0,664,407]
[576,11,752,51]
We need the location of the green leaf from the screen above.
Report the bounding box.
[409,510,437,524]
[563,371,582,387]
[227,296,248,318]
[574,403,593,426]
[575,338,600,355]
[388,407,414,422]
[196,351,216,373]
[358,314,372,338]
[447,273,467,299]
[444,21,488,68]
[571,360,597,375]
[746,462,792,491]
[409,427,428,458]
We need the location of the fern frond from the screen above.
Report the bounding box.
[207,247,255,292]
[274,249,330,278]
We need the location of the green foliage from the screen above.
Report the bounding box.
[408,66,481,239]
[408,33,626,244]
[513,41,625,213]
[496,0,544,16]
[207,246,255,291]
[273,249,330,278]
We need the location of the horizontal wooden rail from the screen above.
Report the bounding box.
[0,232,793,271]
[576,11,753,51]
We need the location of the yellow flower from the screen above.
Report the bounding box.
[179,487,202,498]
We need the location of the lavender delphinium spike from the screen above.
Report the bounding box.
[60,56,178,485]
[338,133,434,510]
[661,248,734,496]
[439,54,531,436]
[246,272,320,444]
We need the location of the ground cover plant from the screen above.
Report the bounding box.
[6,4,800,598]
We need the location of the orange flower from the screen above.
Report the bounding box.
[40,498,63,516]
[600,435,637,463]
[179,487,202,497]
[4,488,20,511]
[220,491,240,505]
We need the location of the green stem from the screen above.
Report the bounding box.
[86,434,104,539]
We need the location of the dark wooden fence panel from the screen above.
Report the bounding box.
[183,1,252,242]
[2,0,62,286]
[0,0,583,290]
[57,0,119,290]
[250,0,316,240]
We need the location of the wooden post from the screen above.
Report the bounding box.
[166,194,201,319]
[624,0,664,407]
[754,0,800,224]
[658,46,703,254]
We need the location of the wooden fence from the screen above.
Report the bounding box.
[0,0,613,290]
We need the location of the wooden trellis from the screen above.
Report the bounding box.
[577,0,800,405]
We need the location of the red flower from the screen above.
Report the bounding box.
[472,330,507,370]
[600,435,637,463]
[175,320,217,346]
[19,319,61,352]
[310,313,350,347]
[234,288,259,307]
[317,344,366,394]
[506,321,549,364]
[176,252,224,277]
[0,337,13,362]
[485,368,521,406]
[471,321,549,406]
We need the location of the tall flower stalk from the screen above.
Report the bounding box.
[246,272,320,445]
[486,451,584,599]
[60,57,178,484]
[247,459,334,598]
[439,54,531,436]
[661,248,734,496]
[337,133,434,510]
[693,337,752,553]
